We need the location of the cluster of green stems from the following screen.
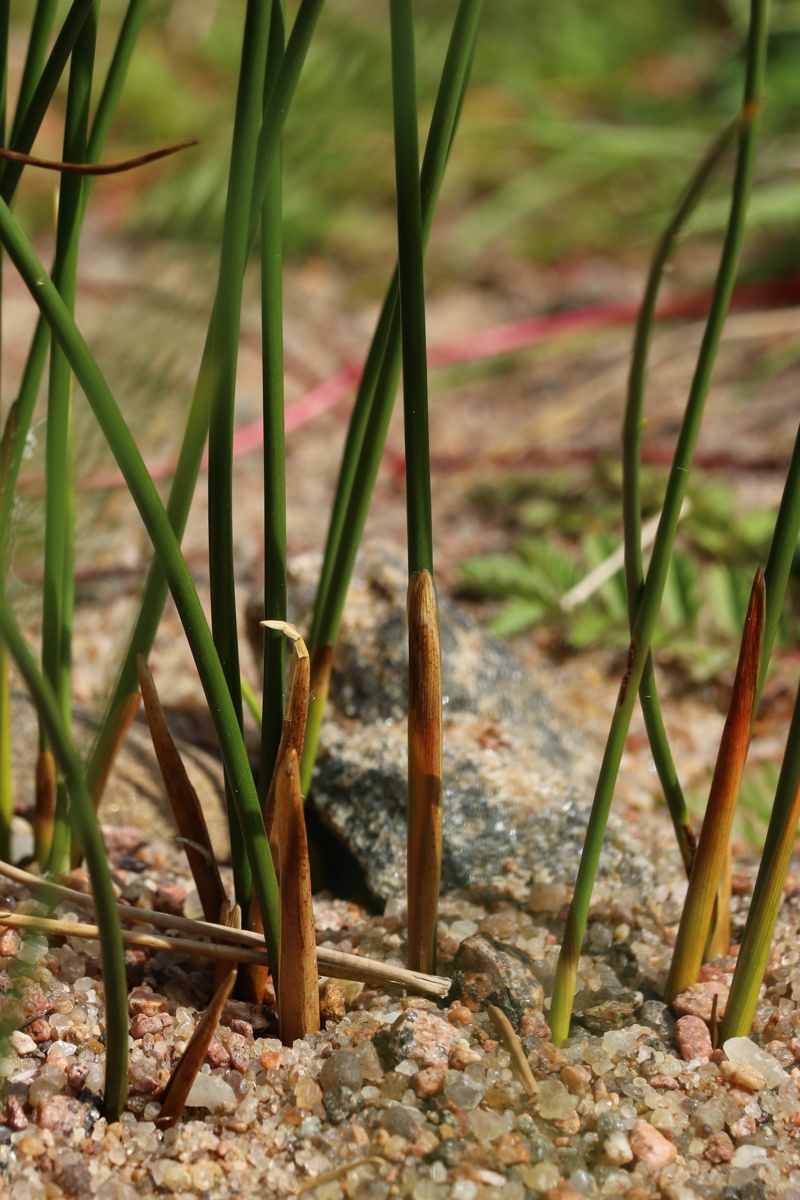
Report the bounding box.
[0,0,797,1129]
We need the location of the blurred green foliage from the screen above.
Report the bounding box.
[11,0,800,276]
[458,463,800,683]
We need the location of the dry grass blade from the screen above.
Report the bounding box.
[0,136,197,176]
[88,691,141,811]
[34,749,56,863]
[240,622,310,1005]
[665,568,765,1003]
[214,900,240,992]
[0,861,451,996]
[156,959,237,1128]
[137,656,227,922]
[407,570,442,975]
[277,747,319,1044]
[0,908,266,964]
[487,1004,538,1096]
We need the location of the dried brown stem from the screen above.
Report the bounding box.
[0,861,451,996]
[137,657,227,922]
[0,137,197,176]
[665,568,765,1003]
[277,748,319,1044]
[156,963,237,1127]
[406,570,442,975]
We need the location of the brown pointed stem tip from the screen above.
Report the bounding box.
[260,622,310,851]
[487,1005,538,1096]
[665,568,765,1004]
[277,748,319,1044]
[89,691,141,811]
[137,657,227,923]
[156,961,237,1127]
[406,570,442,976]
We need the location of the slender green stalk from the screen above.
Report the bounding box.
[301,0,482,793]
[549,0,770,1045]
[10,0,58,145]
[0,0,95,203]
[40,2,98,871]
[720,681,800,1040]
[84,0,324,812]
[241,673,263,727]
[390,0,432,574]
[0,199,282,990]
[0,0,9,863]
[81,0,150,213]
[259,0,287,803]
[207,0,272,910]
[0,607,127,1121]
[737,421,800,919]
[623,120,739,876]
[757,421,800,702]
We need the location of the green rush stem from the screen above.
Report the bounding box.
[10,0,58,145]
[742,420,800,917]
[0,0,95,203]
[758,421,800,704]
[0,607,128,1122]
[549,0,770,1046]
[301,0,482,793]
[207,0,272,909]
[83,0,323,819]
[40,2,98,871]
[0,198,282,997]
[720,681,800,1041]
[390,0,433,575]
[0,0,148,542]
[0,0,8,860]
[259,0,287,804]
[623,119,739,876]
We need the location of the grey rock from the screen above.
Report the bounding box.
[301,547,657,903]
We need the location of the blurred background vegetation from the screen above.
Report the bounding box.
[9,0,800,286]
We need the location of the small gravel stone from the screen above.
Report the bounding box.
[603,1129,633,1166]
[185,1072,237,1110]
[319,1049,363,1092]
[130,1011,172,1039]
[720,1059,766,1090]
[382,1105,421,1141]
[387,1008,457,1069]
[629,1119,677,1168]
[704,1130,735,1164]
[9,1029,38,1055]
[722,1036,788,1087]
[0,927,20,957]
[672,981,729,1020]
[452,934,543,1024]
[6,1094,27,1130]
[675,1014,712,1063]
[36,1094,85,1130]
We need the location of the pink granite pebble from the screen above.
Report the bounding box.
[629,1119,677,1169]
[674,1014,712,1064]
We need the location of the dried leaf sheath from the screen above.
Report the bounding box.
[157,960,237,1127]
[137,657,227,923]
[407,570,442,975]
[665,568,765,1003]
[277,747,319,1044]
[240,622,310,1005]
[260,621,310,851]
